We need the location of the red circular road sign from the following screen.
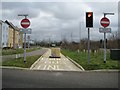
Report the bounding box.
[21,18,30,28]
[100,17,110,28]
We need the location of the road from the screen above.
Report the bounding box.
[31,49,81,71]
[2,68,118,88]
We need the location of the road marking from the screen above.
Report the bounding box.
[43,65,47,70]
[38,65,41,69]
[52,61,54,64]
[47,65,56,70]
[56,65,59,70]
[57,61,59,64]
[49,58,51,60]
[58,58,60,60]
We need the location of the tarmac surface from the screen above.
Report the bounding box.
[31,49,82,71]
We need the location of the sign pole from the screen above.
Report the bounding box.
[88,28,90,64]
[104,32,106,63]
[24,33,26,63]
[18,14,31,63]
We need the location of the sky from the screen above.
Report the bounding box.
[0,0,119,42]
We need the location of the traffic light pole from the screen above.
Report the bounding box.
[88,28,90,64]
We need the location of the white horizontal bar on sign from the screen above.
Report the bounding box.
[21,22,30,25]
[101,21,109,24]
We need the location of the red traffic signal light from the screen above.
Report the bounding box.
[88,12,92,17]
[86,12,93,28]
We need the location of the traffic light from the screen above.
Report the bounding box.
[86,12,93,27]
[100,39,102,44]
[106,39,107,43]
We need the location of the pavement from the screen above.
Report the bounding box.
[1,48,47,62]
[30,49,83,71]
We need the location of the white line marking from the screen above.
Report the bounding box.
[21,22,30,25]
[43,65,47,70]
[47,65,56,70]
[38,65,41,69]
[56,65,59,70]
[52,61,54,64]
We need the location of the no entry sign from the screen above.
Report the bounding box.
[100,17,110,28]
[21,18,30,28]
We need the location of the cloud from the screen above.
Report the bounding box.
[2,2,40,21]
[1,2,118,42]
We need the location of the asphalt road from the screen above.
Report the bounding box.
[2,68,118,88]
[31,49,82,71]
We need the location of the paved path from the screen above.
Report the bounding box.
[31,49,82,71]
[1,48,47,62]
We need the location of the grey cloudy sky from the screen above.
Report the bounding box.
[1,0,119,42]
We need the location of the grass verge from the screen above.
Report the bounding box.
[61,49,120,70]
[2,55,41,68]
[2,47,41,55]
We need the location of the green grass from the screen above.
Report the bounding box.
[61,49,120,70]
[2,55,41,68]
[2,47,41,55]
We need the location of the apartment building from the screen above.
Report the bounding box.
[0,20,9,48]
[5,20,23,49]
[0,20,2,48]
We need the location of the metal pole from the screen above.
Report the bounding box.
[28,39,30,49]
[28,36,30,49]
[24,33,26,63]
[79,22,81,52]
[88,28,90,64]
[18,14,29,63]
[104,32,106,63]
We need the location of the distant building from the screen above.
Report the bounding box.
[5,20,23,49]
[0,20,2,48]
[0,20,23,49]
[0,20,9,48]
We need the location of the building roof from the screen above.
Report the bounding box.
[5,20,19,31]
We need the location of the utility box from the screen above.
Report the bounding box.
[49,48,60,58]
[110,49,120,60]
